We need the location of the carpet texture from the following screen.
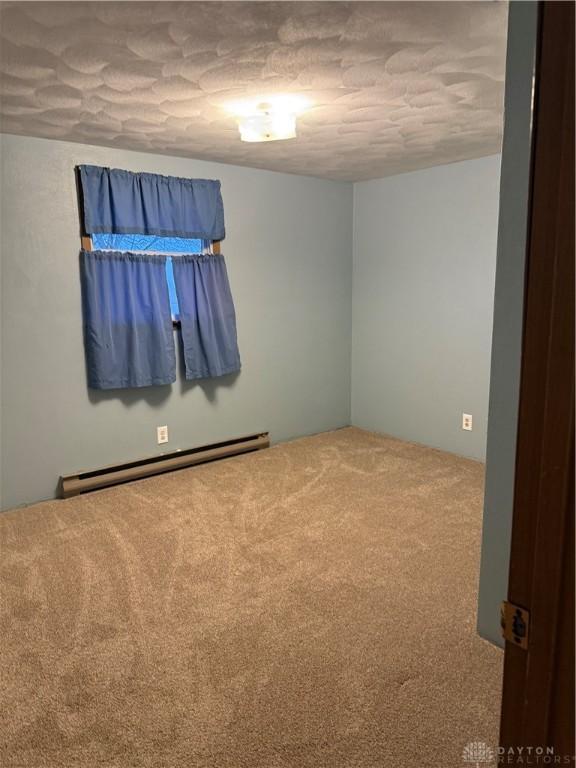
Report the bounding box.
[0,427,502,767]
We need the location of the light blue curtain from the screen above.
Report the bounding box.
[79,165,225,240]
[172,254,241,380]
[80,251,176,389]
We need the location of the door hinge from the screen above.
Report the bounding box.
[501,601,530,649]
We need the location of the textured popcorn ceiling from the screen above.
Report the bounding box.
[0,1,507,181]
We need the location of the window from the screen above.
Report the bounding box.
[90,233,208,323]
[78,164,239,389]
[165,257,180,321]
[90,233,206,254]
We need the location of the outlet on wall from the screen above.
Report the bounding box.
[462,413,473,431]
[157,425,169,444]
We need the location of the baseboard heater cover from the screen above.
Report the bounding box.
[60,432,270,498]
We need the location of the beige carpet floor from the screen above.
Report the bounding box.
[0,427,502,768]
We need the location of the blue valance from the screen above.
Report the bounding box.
[78,165,225,241]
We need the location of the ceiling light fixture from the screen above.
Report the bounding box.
[228,96,310,144]
[237,102,295,143]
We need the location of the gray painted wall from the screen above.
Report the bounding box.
[477,1,539,647]
[351,155,501,461]
[0,134,352,509]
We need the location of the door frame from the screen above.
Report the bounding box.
[499,0,575,761]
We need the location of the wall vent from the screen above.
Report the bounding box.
[60,432,270,498]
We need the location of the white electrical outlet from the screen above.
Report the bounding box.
[462,413,473,431]
[157,425,169,444]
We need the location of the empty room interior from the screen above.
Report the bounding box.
[0,2,546,766]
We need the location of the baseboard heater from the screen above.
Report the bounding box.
[60,432,270,498]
